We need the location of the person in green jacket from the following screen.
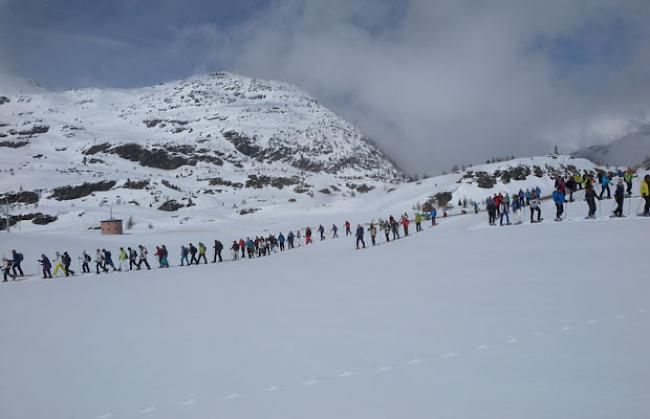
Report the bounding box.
[624,168,635,196]
[118,247,128,271]
[415,213,423,232]
[197,242,208,264]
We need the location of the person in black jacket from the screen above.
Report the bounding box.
[213,240,223,263]
[11,249,24,277]
[612,179,625,217]
[189,243,198,265]
[62,251,75,277]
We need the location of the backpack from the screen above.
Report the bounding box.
[16,253,23,263]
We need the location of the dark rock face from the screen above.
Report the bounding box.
[31,213,58,225]
[111,144,196,170]
[475,172,497,189]
[0,190,39,205]
[239,208,260,215]
[0,212,57,230]
[0,96,10,105]
[158,200,184,212]
[0,140,29,148]
[84,143,112,155]
[207,178,243,189]
[50,180,116,201]
[123,179,150,190]
[244,175,301,189]
[223,131,262,158]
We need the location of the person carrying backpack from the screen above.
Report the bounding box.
[278,233,286,251]
[585,183,598,219]
[188,243,198,264]
[530,192,542,223]
[599,173,611,199]
[344,221,351,236]
[2,257,15,282]
[305,227,313,245]
[128,247,137,270]
[39,254,52,279]
[612,179,625,217]
[231,241,240,260]
[331,224,338,238]
[95,249,108,274]
[213,240,223,263]
[118,247,128,271]
[415,213,422,232]
[62,251,75,277]
[318,225,325,240]
[383,221,391,242]
[430,207,437,226]
[138,245,151,270]
[11,249,24,277]
[369,222,378,245]
[103,249,117,271]
[197,242,207,264]
[355,224,366,249]
[552,188,566,221]
[80,250,91,273]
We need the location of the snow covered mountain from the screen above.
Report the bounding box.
[0,71,404,227]
[572,124,650,167]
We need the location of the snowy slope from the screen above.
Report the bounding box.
[0,151,608,235]
[1,196,649,419]
[0,72,403,231]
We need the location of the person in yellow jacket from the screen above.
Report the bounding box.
[52,251,64,276]
[624,169,635,196]
[415,213,423,232]
[197,242,208,264]
[118,247,128,271]
[574,173,583,190]
[640,174,650,216]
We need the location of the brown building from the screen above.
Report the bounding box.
[100,219,123,235]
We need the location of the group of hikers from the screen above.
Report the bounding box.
[1,209,441,281]
[484,169,650,226]
[2,169,649,282]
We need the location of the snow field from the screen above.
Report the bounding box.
[1,197,649,419]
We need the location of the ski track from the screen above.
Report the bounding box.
[87,306,648,419]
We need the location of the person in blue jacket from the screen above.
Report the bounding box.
[430,207,437,226]
[278,233,286,251]
[180,245,190,266]
[552,188,566,221]
[599,173,611,199]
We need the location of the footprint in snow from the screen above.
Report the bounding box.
[181,399,197,406]
[408,358,422,365]
[264,386,280,392]
[303,379,319,386]
[139,406,156,414]
[376,365,391,372]
[96,413,113,419]
[224,393,240,400]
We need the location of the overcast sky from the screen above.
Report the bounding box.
[2,0,649,174]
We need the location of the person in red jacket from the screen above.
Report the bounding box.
[401,214,410,236]
[305,227,313,244]
[494,193,503,216]
[239,239,245,259]
[344,220,351,236]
